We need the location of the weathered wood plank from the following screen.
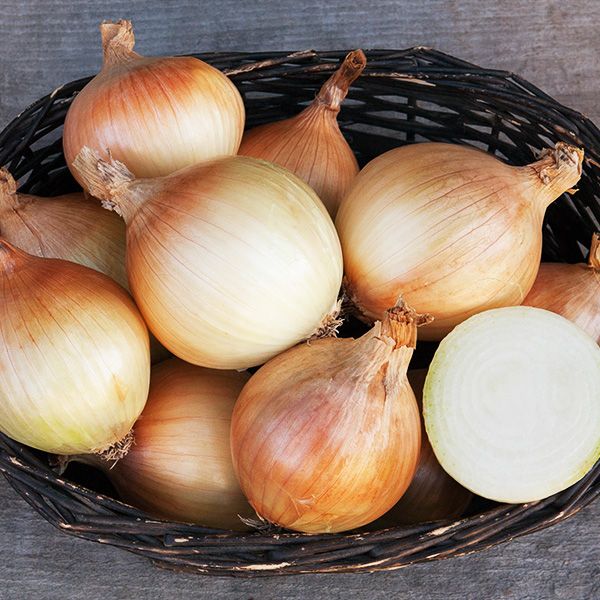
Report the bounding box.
[0,482,598,599]
[0,1,599,127]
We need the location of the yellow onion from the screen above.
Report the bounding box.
[0,167,127,287]
[336,142,584,340]
[230,303,428,533]
[379,369,472,525]
[523,233,600,343]
[63,19,244,187]
[424,306,600,503]
[239,50,365,218]
[90,359,254,530]
[0,168,168,364]
[0,241,150,455]
[73,148,343,370]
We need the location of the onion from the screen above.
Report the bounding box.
[72,148,343,370]
[92,359,253,530]
[336,142,584,340]
[230,303,429,533]
[0,167,127,287]
[0,241,150,455]
[0,168,169,364]
[239,50,365,218]
[424,306,600,503]
[63,20,244,187]
[523,233,600,343]
[380,369,472,525]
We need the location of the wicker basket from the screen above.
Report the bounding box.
[0,48,598,577]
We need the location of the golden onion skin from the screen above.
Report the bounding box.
[0,168,127,288]
[230,306,424,533]
[73,150,343,370]
[523,234,600,343]
[0,241,150,455]
[105,359,254,530]
[336,142,583,340]
[239,50,365,218]
[64,20,244,187]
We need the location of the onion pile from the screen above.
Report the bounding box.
[1,19,598,536]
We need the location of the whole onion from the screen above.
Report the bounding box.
[73,148,343,369]
[93,359,254,530]
[64,20,244,187]
[336,142,583,340]
[523,233,600,343]
[231,303,428,533]
[0,240,149,455]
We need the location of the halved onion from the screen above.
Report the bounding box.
[424,306,600,503]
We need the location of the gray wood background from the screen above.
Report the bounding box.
[0,1,599,598]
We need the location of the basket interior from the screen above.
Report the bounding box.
[0,47,598,576]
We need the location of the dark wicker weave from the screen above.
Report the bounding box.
[0,48,598,577]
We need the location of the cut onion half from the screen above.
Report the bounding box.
[424,306,600,503]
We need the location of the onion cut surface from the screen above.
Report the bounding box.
[424,306,600,503]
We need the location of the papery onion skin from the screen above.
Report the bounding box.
[230,304,427,533]
[0,167,127,288]
[0,241,150,455]
[523,233,600,343]
[423,306,600,503]
[378,369,472,525]
[73,148,343,370]
[98,359,253,530]
[63,20,244,187]
[239,50,365,218]
[336,142,584,340]
[0,168,169,364]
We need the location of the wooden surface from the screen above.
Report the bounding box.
[1,482,598,599]
[0,1,599,597]
[1,0,600,128]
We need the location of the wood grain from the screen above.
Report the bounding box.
[0,1,599,597]
[0,0,599,127]
[0,482,598,599]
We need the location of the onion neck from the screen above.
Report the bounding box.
[522,143,583,210]
[588,232,600,269]
[101,20,139,67]
[101,184,148,224]
[341,300,430,386]
[314,49,366,113]
[72,147,141,224]
[381,301,433,349]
